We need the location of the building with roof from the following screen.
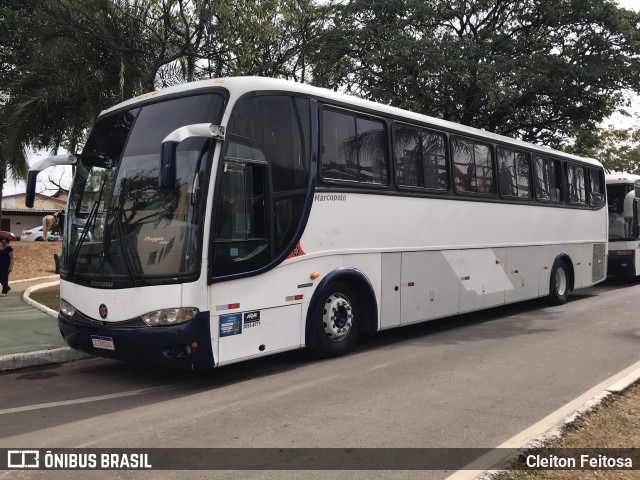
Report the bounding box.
[1,192,67,235]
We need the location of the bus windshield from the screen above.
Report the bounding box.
[607,183,635,241]
[63,93,224,285]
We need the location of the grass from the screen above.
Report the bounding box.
[30,285,60,311]
[494,381,640,479]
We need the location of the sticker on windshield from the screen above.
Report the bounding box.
[220,313,242,337]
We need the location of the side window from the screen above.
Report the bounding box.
[452,137,495,194]
[566,163,587,205]
[394,124,423,188]
[589,168,605,207]
[321,108,388,185]
[497,147,532,199]
[357,117,388,184]
[225,95,310,266]
[321,109,358,182]
[534,155,563,203]
[422,130,448,191]
[213,144,270,277]
[393,123,448,191]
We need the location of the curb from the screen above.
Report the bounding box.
[23,280,60,318]
[0,279,95,373]
[12,275,60,284]
[0,348,94,372]
[446,363,640,480]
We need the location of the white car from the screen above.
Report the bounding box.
[20,226,61,242]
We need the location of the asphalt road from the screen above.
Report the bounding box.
[1,278,640,480]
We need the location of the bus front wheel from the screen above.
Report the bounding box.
[549,261,570,305]
[311,282,360,358]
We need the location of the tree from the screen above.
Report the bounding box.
[201,0,328,81]
[573,119,640,174]
[0,0,219,215]
[318,0,640,148]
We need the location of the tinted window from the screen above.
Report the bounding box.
[227,96,309,192]
[393,123,448,191]
[357,118,388,184]
[322,109,388,185]
[394,124,423,188]
[422,131,448,190]
[225,95,311,268]
[497,147,532,199]
[452,137,494,194]
[213,151,270,277]
[566,163,587,205]
[322,110,357,181]
[589,168,605,207]
[534,156,562,202]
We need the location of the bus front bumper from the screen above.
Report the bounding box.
[58,311,215,369]
[607,253,637,277]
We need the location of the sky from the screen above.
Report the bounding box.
[3,0,639,197]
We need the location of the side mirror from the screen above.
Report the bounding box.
[590,192,605,207]
[159,124,225,188]
[623,190,636,218]
[25,154,78,208]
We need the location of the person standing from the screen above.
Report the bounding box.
[0,237,14,296]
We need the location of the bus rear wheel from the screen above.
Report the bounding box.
[549,260,570,305]
[311,282,360,358]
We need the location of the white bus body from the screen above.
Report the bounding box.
[27,77,608,368]
[606,173,640,276]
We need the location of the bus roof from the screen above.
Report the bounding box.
[606,173,640,184]
[101,76,602,168]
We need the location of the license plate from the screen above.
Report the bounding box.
[91,335,115,350]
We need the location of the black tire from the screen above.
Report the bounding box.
[35,237,43,242]
[549,260,570,305]
[310,281,360,358]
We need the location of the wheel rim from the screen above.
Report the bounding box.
[555,267,567,296]
[322,293,353,342]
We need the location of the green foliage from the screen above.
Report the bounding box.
[318,0,640,149]
[0,0,639,185]
[573,120,640,174]
[209,0,326,81]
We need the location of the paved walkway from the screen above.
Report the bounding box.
[0,277,90,371]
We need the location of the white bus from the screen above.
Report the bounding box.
[26,77,607,369]
[606,173,640,276]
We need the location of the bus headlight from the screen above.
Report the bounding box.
[60,299,76,317]
[141,308,199,326]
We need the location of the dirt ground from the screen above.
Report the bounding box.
[8,241,62,281]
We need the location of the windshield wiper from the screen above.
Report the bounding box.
[112,201,139,283]
[69,180,106,277]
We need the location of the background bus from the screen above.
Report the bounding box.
[26,77,608,369]
[606,173,640,276]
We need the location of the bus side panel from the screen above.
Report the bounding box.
[563,243,584,290]
[344,253,385,330]
[583,242,607,285]
[380,252,401,329]
[216,304,302,364]
[538,246,555,296]
[458,248,506,313]
[504,246,540,303]
[209,256,344,365]
[400,250,460,325]
[537,244,583,295]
